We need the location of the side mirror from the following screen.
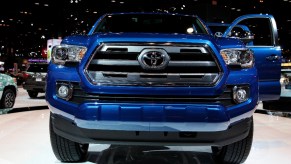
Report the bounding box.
[240,32,254,44]
[229,30,254,44]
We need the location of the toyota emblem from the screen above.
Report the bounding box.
[138,49,170,70]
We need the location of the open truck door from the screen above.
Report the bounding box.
[223,14,282,101]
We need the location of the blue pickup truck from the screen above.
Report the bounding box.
[46,13,281,163]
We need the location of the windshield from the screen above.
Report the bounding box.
[94,14,209,35]
[207,25,228,35]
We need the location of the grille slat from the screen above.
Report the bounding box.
[86,43,222,86]
[90,59,216,67]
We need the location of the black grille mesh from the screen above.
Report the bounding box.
[68,82,235,107]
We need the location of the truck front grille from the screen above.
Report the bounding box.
[85,43,222,86]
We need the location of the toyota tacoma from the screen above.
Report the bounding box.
[46,13,281,163]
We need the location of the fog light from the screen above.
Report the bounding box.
[233,86,249,104]
[57,83,73,100]
[58,85,69,97]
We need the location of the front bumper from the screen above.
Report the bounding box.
[50,112,253,146]
[46,61,258,146]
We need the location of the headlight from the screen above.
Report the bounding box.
[52,45,87,65]
[220,48,254,68]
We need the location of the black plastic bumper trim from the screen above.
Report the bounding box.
[51,113,252,147]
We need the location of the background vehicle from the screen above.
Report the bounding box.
[0,73,17,108]
[23,63,48,98]
[47,13,281,164]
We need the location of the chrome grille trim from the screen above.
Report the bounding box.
[100,45,208,53]
[85,43,222,86]
[90,59,216,67]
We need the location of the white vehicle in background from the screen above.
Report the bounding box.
[0,73,17,108]
[0,61,4,72]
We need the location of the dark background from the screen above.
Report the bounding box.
[0,0,290,61]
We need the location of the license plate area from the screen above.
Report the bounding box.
[36,78,42,82]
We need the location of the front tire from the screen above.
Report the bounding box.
[0,88,16,108]
[212,117,253,164]
[49,113,89,162]
[27,91,38,98]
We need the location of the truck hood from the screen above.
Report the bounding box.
[61,33,224,49]
[215,37,245,49]
[91,32,215,44]
[62,32,244,51]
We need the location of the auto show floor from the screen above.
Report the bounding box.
[0,109,291,164]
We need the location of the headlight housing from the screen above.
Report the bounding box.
[52,45,87,65]
[220,48,254,68]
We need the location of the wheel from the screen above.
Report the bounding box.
[1,89,16,108]
[27,91,38,98]
[0,88,16,108]
[49,113,89,162]
[212,117,253,164]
